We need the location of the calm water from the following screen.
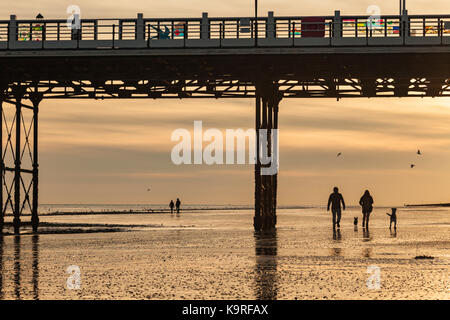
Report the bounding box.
[0,206,449,299]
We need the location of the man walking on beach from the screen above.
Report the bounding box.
[169,200,175,214]
[327,187,346,229]
[175,198,181,214]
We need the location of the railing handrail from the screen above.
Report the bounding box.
[1,12,449,47]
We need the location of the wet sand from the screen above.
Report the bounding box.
[0,207,449,300]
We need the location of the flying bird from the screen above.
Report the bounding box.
[410,164,415,168]
[417,149,422,155]
[337,152,342,157]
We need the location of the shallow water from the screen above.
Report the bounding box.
[0,207,449,300]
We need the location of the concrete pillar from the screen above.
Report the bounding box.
[201,12,209,40]
[267,11,275,38]
[9,15,17,48]
[333,10,342,38]
[136,13,144,40]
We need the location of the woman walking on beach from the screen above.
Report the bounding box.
[359,190,373,229]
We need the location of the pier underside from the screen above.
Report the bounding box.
[0,48,449,233]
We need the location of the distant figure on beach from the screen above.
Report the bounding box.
[359,190,374,229]
[169,200,175,214]
[327,187,346,229]
[386,208,397,229]
[175,198,181,213]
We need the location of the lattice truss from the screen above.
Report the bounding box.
[2,78,449,99]
[0,94,37,218]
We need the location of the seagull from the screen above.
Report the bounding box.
[410,164,415,168]
[417,149,422,155]
[337,152,342,157]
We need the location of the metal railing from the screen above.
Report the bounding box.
[0,13,449,49]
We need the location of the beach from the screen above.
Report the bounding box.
[0,206,449,300]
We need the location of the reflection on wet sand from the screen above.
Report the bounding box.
[0,236,3,300]
[32,235,39,300]
[332,229,342,241]
[14,236,21,300]
[363,247,372,258]
[1,235,40,300]
[331,247,342,257]
[362,228,372,242]
[331,229,343,256]
[254,230,278,300]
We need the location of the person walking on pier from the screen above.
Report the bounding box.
[169,200,175,214]
[175,198,181,214]
[327,187,346,229]
[359,190,374,229]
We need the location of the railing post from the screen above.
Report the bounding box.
[93,20,98,40]
[112,24,115,49]
[333,10,341,39]
[201,12,209,40]
[184,22,187,48]
[136,13,144,41]
[42,24,45,49]
[147,24,150,48]
[401,11,409,45]
[219,23,222,47]
[292,22,295,47]
[267,11,275,39]
[366,24,369,45]
[329,22,332,46]
[118,20,123,40]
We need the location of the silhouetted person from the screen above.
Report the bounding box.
[359,190,374,229]
[386,207,397,230]
[169,200,174,214]
[175,198,181,214]
[327,187,345,229]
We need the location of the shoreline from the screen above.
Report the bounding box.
[405,203,450,207]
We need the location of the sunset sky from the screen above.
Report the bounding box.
[2,1,450,206]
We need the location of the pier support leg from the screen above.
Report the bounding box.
[0,97,3,234]
[30,94,41,233]
[254,84,281,231]
[13,93,22,234]
[254,96,262,231]
[1,87,39,235]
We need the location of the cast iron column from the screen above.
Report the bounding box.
[254,83,281,231]
[30,93,41,233]
[0,96,3,233]
[13,91,23,234]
